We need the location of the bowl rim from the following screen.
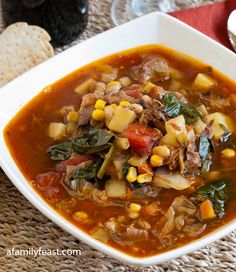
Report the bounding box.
[0,11,236,266]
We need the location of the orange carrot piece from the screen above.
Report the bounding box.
[200,199,216,220]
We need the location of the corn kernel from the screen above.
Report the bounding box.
[126,167,137,183]
[152,145,170,158]
[221,148,236,159]
[119,100,131,107]
[92,109,105,121]
[95,99,106,110]
[106,81,121,93]
[67,111,79,122]
[129,203,141,212]
[116,137,130,150]
[150,155,163,167]
[137,173,153,183]
[72,211,88,223]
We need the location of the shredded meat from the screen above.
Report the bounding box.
[165,149,180,171]
[200,92,230,111]
[126,226,149,240]
[139,101,167,133]
[78,93,96,126]
[131,56,170,84]
[200,120,214,138]
[104,90,137,104]
[184,140,202,174]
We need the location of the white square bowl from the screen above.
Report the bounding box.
[0,12,236,266]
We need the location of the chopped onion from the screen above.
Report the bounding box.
[91,227,110,243]
[162,207,175,235]
[153,168,191,190]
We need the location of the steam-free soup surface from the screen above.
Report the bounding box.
[4,45,236,257]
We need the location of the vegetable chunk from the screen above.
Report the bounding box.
[107,106,136,133]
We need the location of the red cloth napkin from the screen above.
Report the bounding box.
[170,0,236,50]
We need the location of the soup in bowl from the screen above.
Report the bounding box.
[4,44,236,258]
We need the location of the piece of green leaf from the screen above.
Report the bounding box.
[97,145,115,179]
[199,136,212,161]
[72,129,114,154]
[47,141,72,161]
[198,136,214,173]
[163,94,181,117]
[69,159,103,181]
[122,161,130,177]
[181,104,202,124]
[195,178,230,218]
[163,94,202,124]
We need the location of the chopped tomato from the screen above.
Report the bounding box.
[138,163,153,175]
[122,123,160,155]
[124,84,143,99]
[148,86,164,99]
[35,172,62,191]
[56,155,93,172]
[43,185,67,204]
[35,171,67,203]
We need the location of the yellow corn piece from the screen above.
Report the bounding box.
[92,109,105,121]
[67,111,79,122]
[152,145,170,158]
[95,99,106,110]
[72,211,88,223]
[119,100,131,107]
[129,203,141,212]
[137,173,153,183]
[126,167,137,183]
[150,155,163,167]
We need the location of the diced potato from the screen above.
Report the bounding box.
[166,115,186,135]
[192,73,216,90]
[49,122,66,140]
[105,179,127,198]
[206,112,234,140]
[194,119,206,135]
[107,106,136,133]
[74,78,94,94]
[162,115,187,147]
